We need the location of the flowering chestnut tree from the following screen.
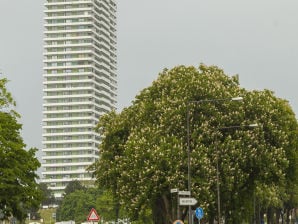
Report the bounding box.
[91,65,298,224]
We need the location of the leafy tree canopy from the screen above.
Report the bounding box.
[64,180,86,196]
[91,64,298,224]
[39,183,56,206]
[0,78,42,221]
[56,187,118,223]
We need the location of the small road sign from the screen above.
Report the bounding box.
[179,198,198,206]
[173,220,184,224]
[178,191,190,196]
[87,208,100,221]
[195,207,204,220]
[171,188,178,193]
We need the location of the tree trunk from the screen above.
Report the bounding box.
[267,207,274,224]
[286,209,290,224]
[275,209,281,224]
[152,195,172,224]
[162,194,173,223]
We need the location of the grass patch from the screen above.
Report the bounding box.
[39,208,57,224]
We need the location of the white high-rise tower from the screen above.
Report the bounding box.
[41,0,117,198]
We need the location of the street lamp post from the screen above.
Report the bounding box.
[186,97,243,224]
[215,123,258,224]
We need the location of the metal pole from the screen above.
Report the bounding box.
[215,124,257,224]
[253,192,256,224]
[216,134,221,224]
[177,192,180,220]
[186,97,243,224]
[187,103,192,224]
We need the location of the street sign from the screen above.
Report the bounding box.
[171,188,178,193]
[173,220,184,224]
[178,191,190,196]
[179,197,198,206]
[87,208,100,221]
[195,207,204,220]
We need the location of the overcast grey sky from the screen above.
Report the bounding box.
[0,0,297,150]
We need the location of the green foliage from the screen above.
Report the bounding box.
[56,187,118,223]
[56,190,93,223]
[0,78,42,221]
[95,189,119,222]
[64,180,86,196]
[39,183,56,206]
[92,64,298,224]
[0,78,15,109]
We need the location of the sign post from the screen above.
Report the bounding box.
[170,188,180,220]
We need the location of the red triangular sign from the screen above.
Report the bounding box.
[87,208,100,221]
